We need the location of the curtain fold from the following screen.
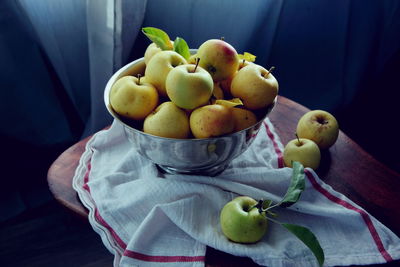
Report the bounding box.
[84,0,147,137]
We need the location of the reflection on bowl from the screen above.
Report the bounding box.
[104,56,276,176]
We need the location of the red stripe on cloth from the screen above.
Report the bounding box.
[123,250,205,263]
[82,155,205,263]
[265,122,394,262]
[304,169,394,262]
[83,162,91,192]
[263,121,284,168]
[94,209,128,250]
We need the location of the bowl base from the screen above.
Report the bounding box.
[156,163,229,177]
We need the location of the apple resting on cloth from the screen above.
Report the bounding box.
[296,110,339,149]
[220,196,268,243]
[189,104,235,139]
[109,75,159,120]
[283,137,321,170]
[196,39,239,82]
[166,63,214,110]
[145,50,187,96]
[231,64,278,110]
[143,101,190,139]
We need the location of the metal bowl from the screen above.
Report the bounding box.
[104,54,276,176]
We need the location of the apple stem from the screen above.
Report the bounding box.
[256,199,264,213]
[264,66,275,78]
[220,36,225,41]
[240,59,245,68]
[263,202,280,212]
[295,132,302,145]
[192,58,200,73]
[137,74,142,85]
[264,216,282,226]
[249,199,265,214]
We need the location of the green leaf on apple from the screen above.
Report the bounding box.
[281,223,325,267]
[142,27,173,51]
[280,161,305,207]
[173,37,190,60]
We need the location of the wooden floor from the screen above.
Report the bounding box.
[0,199,113,267]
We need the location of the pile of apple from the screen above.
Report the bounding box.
[109,27,278,139]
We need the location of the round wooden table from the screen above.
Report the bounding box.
[48,96,400,266]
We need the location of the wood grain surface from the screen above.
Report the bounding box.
[47,96,400,266]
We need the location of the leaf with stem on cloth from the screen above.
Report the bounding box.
[279,161,305,208]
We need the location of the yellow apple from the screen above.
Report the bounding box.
[189,104,234,139]
[197,39,239,82]
[283,137,321,170]
[231,108,258,132]
[218,75,234,96]
[143,101,190,139]
[238,59,254,70]
[144,41,174,65]
[166,64,214,110]
[144,50,187,96]
[231,64,278,110]
[296,110,339,149]
[109,75,158,120]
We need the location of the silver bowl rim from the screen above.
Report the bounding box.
[104,52,277,143]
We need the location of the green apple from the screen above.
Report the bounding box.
[231,64,278,110]
[197,39,239,82]
[296,110,339,149]
[189,104,234,139]
[143,101,190,139]
[109,75,159,120]
[283,136,321,170]
[166,64,214,110]
[145,50,187,96]
[220,196,268,243]
[231,107,258,132]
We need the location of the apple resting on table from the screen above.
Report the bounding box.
[166,62,214,110]
[109,75,159,120]
[231,64,278,110]
[296,110,339,149]
[143,101,190,139]
[197,39,239,82]
[145,50,187,96]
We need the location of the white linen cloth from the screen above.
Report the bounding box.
[73,118,400,267]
